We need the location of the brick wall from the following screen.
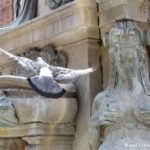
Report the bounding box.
[0,0,14,26]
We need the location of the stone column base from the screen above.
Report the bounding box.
[24,136,74,150]
[0,138,26,150]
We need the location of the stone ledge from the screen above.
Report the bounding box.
[23,135,74,145]
[0,123,75,138]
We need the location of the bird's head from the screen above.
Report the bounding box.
[37,57,43,62]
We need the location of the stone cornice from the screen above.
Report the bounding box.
[97,0,149,28]
[0,123,76,138]
[0,0,99,66]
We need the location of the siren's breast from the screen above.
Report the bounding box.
[99,90,150,150]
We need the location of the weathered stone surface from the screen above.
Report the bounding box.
[23,135,74,150]
[0,123,75,150]
[12,97,77,124]
[63,39,101,150]
[0,123,75,138]
[97,0,149,27]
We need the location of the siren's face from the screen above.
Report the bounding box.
[110,47,139,79]
[109,27,142,79]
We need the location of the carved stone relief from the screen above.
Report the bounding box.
[47,0,74,10]
[10,44,68,77]
[0,91,18,127]
[89,20,150,150]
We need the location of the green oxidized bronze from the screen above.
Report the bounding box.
[89,20,150,150]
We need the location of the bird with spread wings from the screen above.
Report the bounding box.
[0,48,96,98]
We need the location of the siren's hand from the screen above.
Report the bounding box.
[98,111,121,126]
[91,103,121,126]
[88,126,100,150]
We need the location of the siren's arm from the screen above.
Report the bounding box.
[88,125,101,150]
[88,93,103,150]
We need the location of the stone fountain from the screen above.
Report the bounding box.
[0,45,78,150]
[0,75,77,150]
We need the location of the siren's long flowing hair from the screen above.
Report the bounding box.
[106,26,150,96]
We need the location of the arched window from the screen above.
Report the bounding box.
[0,0,37,32]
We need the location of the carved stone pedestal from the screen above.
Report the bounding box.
[24,135,74,150]
[0,123,76,150]
[0,76,77,150]
[22,123,75,150]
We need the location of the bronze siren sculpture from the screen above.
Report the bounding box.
[89,20,150,150]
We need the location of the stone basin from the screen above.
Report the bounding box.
[11,96,77,124]
[0,75,78,124]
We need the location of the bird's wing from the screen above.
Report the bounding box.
[0,48,37,73]
[74,67,96,75]
[36,57,48,67]
[48,65,72,72]
[54,67,96,83]
[0,48,19,61]
[27,67,66,98]
[36,57,68,72]
[27,76,66,98]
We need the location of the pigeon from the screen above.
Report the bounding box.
[27,67,66,98]
[36,57,96,83]
[0,48,96,98]
[0,48,41,75]
[52,67,95,83]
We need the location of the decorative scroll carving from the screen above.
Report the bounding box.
[89,20,150,150]
[47,0,73,10]
[10,45,68,77]
[0,0,37,32]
